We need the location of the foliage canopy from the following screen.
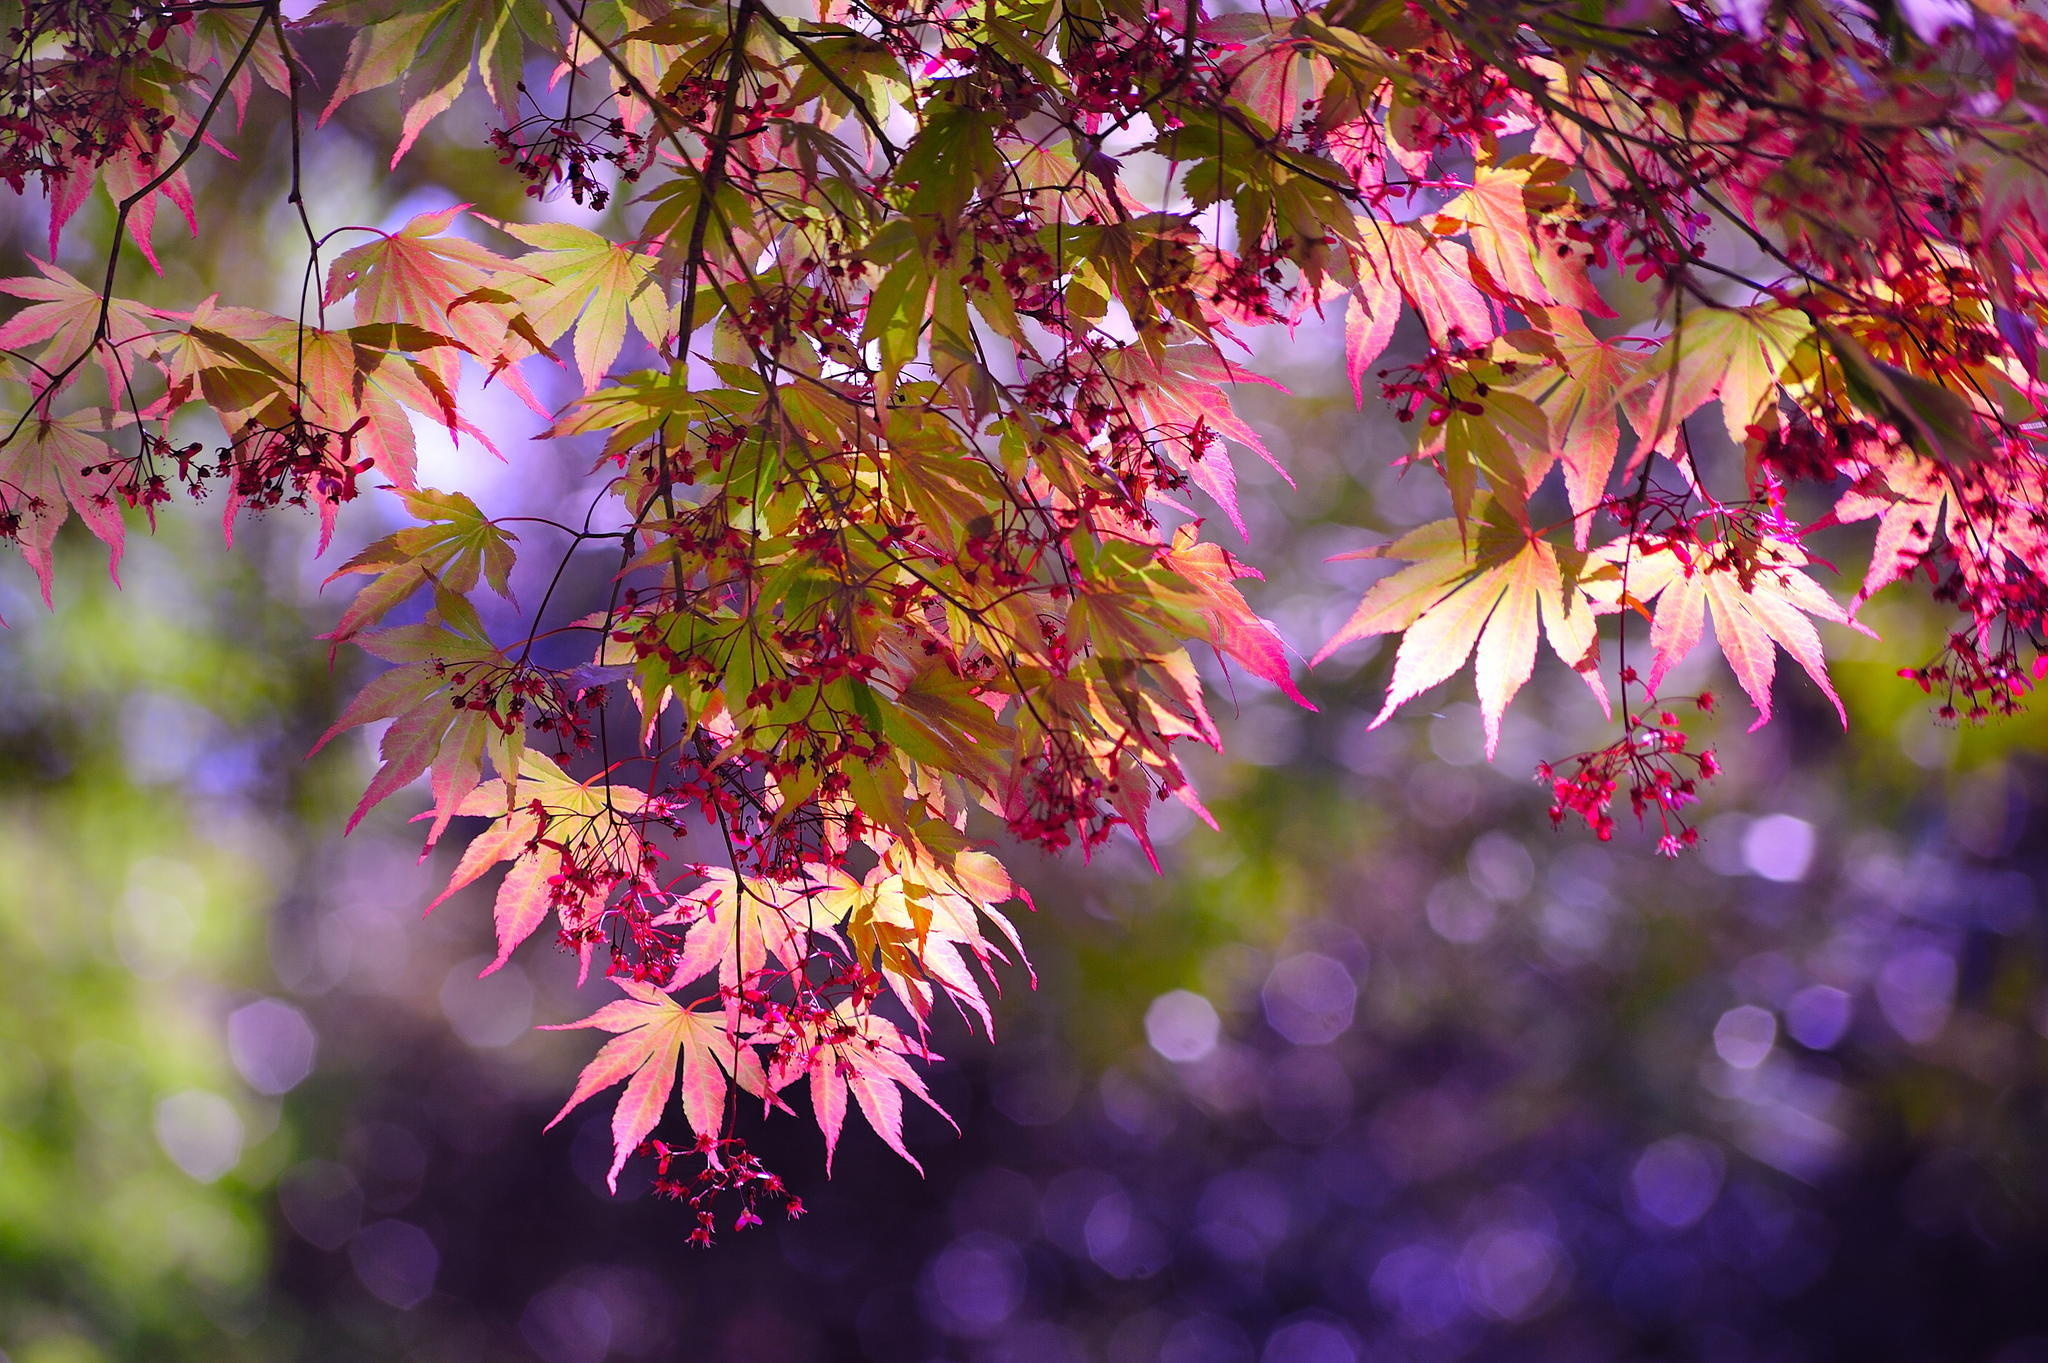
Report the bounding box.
[7,0,2048,1232]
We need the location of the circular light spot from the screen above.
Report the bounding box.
[348,1219,439,1310]
[1260,954,1357,1046]
[1878,947,1956,1045]
[1457,1226,1567,1321]
[920,1233,1025,1337]
[439,957,535,1049]
[1784,985,1852,1050]
[154,1090,244,1183]
[227,998,318,1095]
[1260,1315,1357,1363]
[1742,814,1816,882]
[1145,990,1220,1063]
[1713,1004,1777,1070]
[1629,1135,1725,1229]
[520,1283,613,1363]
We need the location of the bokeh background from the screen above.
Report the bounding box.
[7,27,2048,1363]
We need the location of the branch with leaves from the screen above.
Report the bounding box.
[5,0,2048,1236]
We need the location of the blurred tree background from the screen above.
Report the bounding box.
[8,31,2048,1363]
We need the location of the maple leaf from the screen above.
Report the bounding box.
[663,868,832,1013]
[1830,451,1952,606]
[146,297,302,428]
[866,653,1015,797]
[320,487,518,650]
[1502,311,1647,545]
[286,323,484,494]
[424,748,651,972]
[1437,162,1553,308]
[1351,219,1496,351]
[860,231,936,394]
[1344,267,1399,408]
[1619,304,1813,457]
[309,603,504,840]
[1967,135,2048,263]
[768,1004,954,1174]
[178,9,293,121]
[312,0,553,164]
[492,221,673,392]
[813,846,1030,1036]
[0,392,125,605]
[1161,525,1317,709]
[543,979,773,1191]
[1820,324,1996,469]
[0,260,158,399]
[1096,344,1292,538]
[151,301,491,546]
[36,62,200,270]
[1430,377,1552,530]
[1590,532,1868,729]
[1317,501,1606,755]
[815,866,997,1034]
[324,204,546,412]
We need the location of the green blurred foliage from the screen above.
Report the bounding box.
[0,525,342,1361]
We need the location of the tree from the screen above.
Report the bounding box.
[4,0,2047,1237]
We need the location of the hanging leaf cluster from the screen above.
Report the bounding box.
[7,0,2048,1231]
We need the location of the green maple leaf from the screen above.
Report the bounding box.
[321,487,518,649]
[1619,304,1813,455]
[311,0,554,164]
[493,221,673,392]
